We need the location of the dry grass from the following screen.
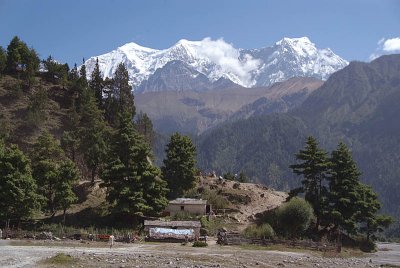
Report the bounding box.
[41,253,78,267]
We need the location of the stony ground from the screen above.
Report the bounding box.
[1,239,399,268]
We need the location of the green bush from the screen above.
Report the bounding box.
[200,216,229,236]
[202,189,229,210]
[357,237,377,252]
[192,241,208,247]
[275,197,314,239]
[243,223,275,239]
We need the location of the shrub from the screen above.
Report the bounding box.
[243,223,275,239]
[202,189,229,210]
[200,216,229,236]
[192,241,208,247]
[275,197,314,239]
[357,237,377,252]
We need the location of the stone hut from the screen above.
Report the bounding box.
[165,198,210,216]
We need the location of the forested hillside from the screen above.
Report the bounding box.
[197,55,400,223]
[0,37,177,226]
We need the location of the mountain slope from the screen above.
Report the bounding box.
[84,37,347,91]
[136,60,240,93]
[135,77,323,134]
[230,77,323,120]
[197,54,400,219]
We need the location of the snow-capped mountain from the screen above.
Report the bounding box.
[83,37,348,92]
[243,37,348,86]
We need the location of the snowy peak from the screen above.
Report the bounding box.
[83,37,348,91]
[275,37,317,57]
[245,37,349,86]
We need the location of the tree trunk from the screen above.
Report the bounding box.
[91,168,96,184]
[63,209,66,225]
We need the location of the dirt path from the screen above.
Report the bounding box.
[372,242,400,266]
[0,239,394,268]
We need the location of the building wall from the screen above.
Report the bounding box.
[144,225,200,239]
[166,204,206,216]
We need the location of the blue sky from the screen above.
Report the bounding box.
[1,0,399,65]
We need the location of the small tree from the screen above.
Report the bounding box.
[31,131,79,217]
[162,133,197,199]
[275,197,314,239]
[357,183,393,241]
[0,142,41,226]
[42,55,69,85]
[6,36,39,86]
[23,47,40,88]
[6,36,24,73]
[27,86,49,126]
[0,46,6,75]
[54,159,79,224]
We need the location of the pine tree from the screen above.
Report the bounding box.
[0,46,6,75]
[5,36,39,85]
[112,63,135,123]
[31,131,79,217]
[0,141,41,225]
[72,63,88,112]
[43,55,69,85]
[328,142,364,235]
[102,111,168,217]
[61,131,79,162]
[357,183,393,240]
[54,159,79,224]
[136,111,154,145]
[162,133,197,199]
[78,89,108,183]
[289,136,329,230]
[24,47,40,88]
[103,77,119,126]
[89,58,104,108]
[6,36,23,73]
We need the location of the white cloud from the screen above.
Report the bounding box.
[197,37,260,87]
[382,38,400,52]
[370,37,400,61]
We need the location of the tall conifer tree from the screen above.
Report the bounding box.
[102,111,168,217]
[328,142,362,235]
[89,58,104,108]
[290,136,329,230]
[162,133,197,199]
[78,89,108,183]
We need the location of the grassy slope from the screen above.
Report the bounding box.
[0,74,70,151]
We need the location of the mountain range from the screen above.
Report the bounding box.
[82,37,347,134]
[196,54,400,221]
[83,37,348,92]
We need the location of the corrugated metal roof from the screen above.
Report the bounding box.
[169,198,207,205]
[144,220,201,228]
